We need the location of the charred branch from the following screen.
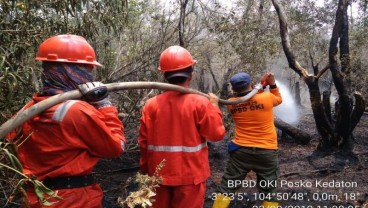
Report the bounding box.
[309,49,319,75]
[178,0,189,47]
[271,0,309,79]
[334,95,353,146]
[198,67,206,92]
[351,92,366,131]
[203,52,220,91]
[339,1,351,74]
[220,63,239,98]
[329,0,350,94]
[316,65,331,79]
[322,91,333,123]
[274,117,311,144]
[294,82,301,106]
[306,77,334,146]
[310,49,328,78]
[328,0,355,151]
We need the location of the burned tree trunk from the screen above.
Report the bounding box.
[178,0,189,47]
[274,117,311,144]
[294,82,301,106]
[305,76,335,149]
[271,0,365,152]
[220,63,238,98]
[326,0,366,151]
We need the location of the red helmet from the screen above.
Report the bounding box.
[35,34,102,67]
[158,45,196,72]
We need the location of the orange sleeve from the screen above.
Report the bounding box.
[5,131,18,142]
[197,101,226,142]
[65,103,126,158]
[138,105,149,174]
[270,87,282,106]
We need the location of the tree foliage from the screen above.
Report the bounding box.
[0,0,130,122]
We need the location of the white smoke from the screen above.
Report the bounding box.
[273,81,299,124]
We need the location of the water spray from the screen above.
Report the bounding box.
[273,80,299,124]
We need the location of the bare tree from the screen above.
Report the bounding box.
[178,0,190,46]
[271,0,365,152]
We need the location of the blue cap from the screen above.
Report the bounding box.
[230,72,251,90]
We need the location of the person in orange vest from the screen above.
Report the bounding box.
[138,45,226,208]
[212,72,282,208]
[6,34,126,208]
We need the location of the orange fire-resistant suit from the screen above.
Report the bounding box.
[138,91,225,208]
[7,94,125,208]
[228,87,282,149]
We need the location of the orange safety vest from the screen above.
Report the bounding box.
[227,88,282,150]
[138,91,225,185]
[7,94,125,208]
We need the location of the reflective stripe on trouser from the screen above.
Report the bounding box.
[151,182,206,208]
[218,147,279,201]
[147,142,207,152]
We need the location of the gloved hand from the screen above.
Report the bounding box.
[78,82,112,109]
[267,73,276,86]
[261,72,276,88]
[261,72,271,88]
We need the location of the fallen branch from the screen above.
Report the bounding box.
[280,168,342,178]
[0,81,263,138]
[274,117,311,144]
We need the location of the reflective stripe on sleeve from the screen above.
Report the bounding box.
[121,141,126,151]
[147,142,207,152]
[52,100,79,122]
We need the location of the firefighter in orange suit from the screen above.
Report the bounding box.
[138,45,226,208]
[212,72,282,208]
[6,34,126,208]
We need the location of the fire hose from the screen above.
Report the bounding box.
[0,81,263,138]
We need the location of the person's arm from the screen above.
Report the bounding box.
[270,87,282,106]
[73,82,125,157]
[68,103,125,158]
[138,107,149,174]
[198,94,226,142]
[264,73,282,106]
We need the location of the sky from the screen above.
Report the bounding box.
[215,0,359,17]
[161,0,359,19]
